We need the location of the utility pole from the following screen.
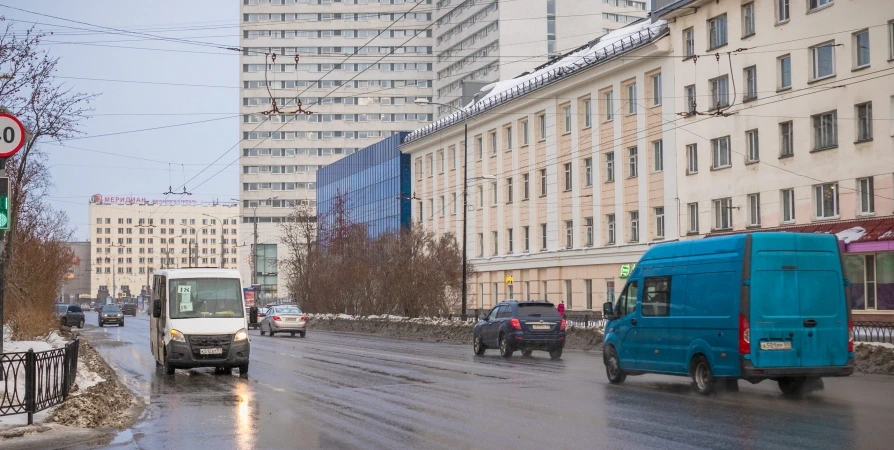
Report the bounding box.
[0,157,7,359]
[252,206,258,286]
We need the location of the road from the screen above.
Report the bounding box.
[60,313,894,449]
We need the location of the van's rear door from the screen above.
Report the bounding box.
[750,235,849,369]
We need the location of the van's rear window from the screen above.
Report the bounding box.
[517,304,559,317]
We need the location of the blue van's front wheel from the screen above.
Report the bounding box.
[605,346,626,384]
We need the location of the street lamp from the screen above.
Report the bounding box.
[203,213,241,269]
[414,98,473,318]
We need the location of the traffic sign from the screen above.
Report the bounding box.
[0,113,26,158]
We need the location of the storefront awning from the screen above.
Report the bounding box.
[705,216,894,251]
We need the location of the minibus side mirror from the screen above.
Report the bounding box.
[153,300,162,318]
[603,302,614,320]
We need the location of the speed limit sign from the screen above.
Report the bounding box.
[0,113,26,158]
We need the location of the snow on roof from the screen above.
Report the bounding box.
[835,227,867,244]
[404,20,668,144]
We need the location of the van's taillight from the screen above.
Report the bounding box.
[272,315,282,322]
[559,319,566,331]
[739,314,750,354]
[848,319,854,352]
[510,318,522,330]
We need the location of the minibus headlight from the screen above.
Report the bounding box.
[170,329,186,342]
[234,328,248,341]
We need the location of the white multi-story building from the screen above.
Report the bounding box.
[239,0,437,297]
[433,0,649,113]
[88,196,240,301]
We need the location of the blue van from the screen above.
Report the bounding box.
[602,232,854,395]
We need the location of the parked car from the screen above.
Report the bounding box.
[98,304,125,327]
[473,300,566,360]
[120,303,137,316]
[80,303,91,312]
[260,305,306,337]
[58,304,85,329]
[602,232,854,396]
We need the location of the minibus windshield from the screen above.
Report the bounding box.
[169,278,244,319]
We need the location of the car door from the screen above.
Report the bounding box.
[481,306,501,346]
[612,281,640,370]
[494,305,513,343]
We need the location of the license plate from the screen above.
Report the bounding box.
[199,348,223,355]
[760,341,792,351]
[285,317,297,322]
[532,324,551,330]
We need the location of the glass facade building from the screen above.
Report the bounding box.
[316,133,411,238]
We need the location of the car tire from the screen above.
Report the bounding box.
[549,348,563,360]
[473,334,486,355]
[78,319,85,329]
[691,355,715,395]
[299,330,306,338]
[605,346,627,384]
[521,350,533,357]
[239,364,249,377]
[499,333,514,358]
[120,322,124,327]
[269,329,275,337]
[778,377,807,396]
[260,329,266,336]
[164,355,175,375]
[290,332,296,337]
[98,321,103,327]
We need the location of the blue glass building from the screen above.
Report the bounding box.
[316,133,411,238]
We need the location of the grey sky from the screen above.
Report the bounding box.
[3,0,239,240]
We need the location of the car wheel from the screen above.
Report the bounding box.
[239,364,249,377]
[778,377,807,396]
[260,328,266,336]
[549,348,563,360]
[691,355,715,395]
[269,329,275,337]
[521,350,533,357]
[604,346,627,384]
[120,322,124,327]
[473,334,486,356]
[98,321,103,327]
[499,333,514,358]
[78,319,85,329]
[299,330,306,338]
[290,331,296,337]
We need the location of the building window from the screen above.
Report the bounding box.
[742,3,755,37]
[489,131,497,155]
[688,203,699,233]
[492,231,499,255]
[708,14,728,50]
[746,129,759,162]
[778,54,792,89]
[476,136,483,160]
[711,136,731,169]
[417,200,423,222]
[655,207,665,239]
[627,84,637,114]
[604,91,614,121]
[809,0,833,11]
[449,147,456,170]
[547,0,556,54]
[565,221,573,248]
[507,228,514,253]
[777,0,790,22]
[843,253,894,311]
[491,182,498,206]
[538,114,546,140]
[523,226,530,252]
[710,75,729,109]
[522,120,529,146]
[585,279,593,310]
[606,214,615,244]
[477,186,484,208]
[522,173,530,200]
[854,30,870,69]
[748,193,761,226]
[478,233,484,257]
[651,73,662,106]
[628,147,638,178]
[685,85,696,114]
[652,140,663,172]
[811,42,836,80]
[540,169,548,196]
[428,199,434,220]
[584,158,593,186]
[744,66,757,100]
[437,151,444,173]
[506,177,513,203]
[563,106,572,133]
[687,144,698,174]
[564,280,572,309]
[779,121,794,157]
[605,152,615,182]
[563,163,572,191]
[858,177,875,215]
[439,196,445,217]
[782,188,796,223]
[452,193,458,215]
[629,211,639,242]
[814,183,839,219]
[856,102,873,142]
[713,198,733,230]
[812,110,838,150]
[584,99,592,128]
[426,155,433,176]
[505,126,513,150]
[584,217,594,246]
[541,223,548,250]
[683,27,695,57]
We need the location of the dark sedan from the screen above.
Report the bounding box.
[472,300,566,360]
[120,303,137,316]
[57,304,85,329]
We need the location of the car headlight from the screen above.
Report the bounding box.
[234,328,248,342]
[170,329,186,342]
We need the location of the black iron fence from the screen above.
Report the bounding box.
[854,321,894,344]
[0,337,80,425]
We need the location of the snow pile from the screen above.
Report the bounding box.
[834,226,866,244]
[854,343,894,375]
[858,341,894,349]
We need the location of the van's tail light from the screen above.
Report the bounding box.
[272,315,282,322]
[739,314,750,355]
[848,319,854,352]
[559,319,566,331]
[510,318,522,330]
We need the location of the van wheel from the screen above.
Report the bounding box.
[239,364,249,377]
[691,355,715,395]
[499,333,514,358]
[163,355,175,375]
[605,346,627,384]
[778,377,807,396]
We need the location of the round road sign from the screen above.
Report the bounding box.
[0,113,27,158]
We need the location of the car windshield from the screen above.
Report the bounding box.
[169,278,244,319]
[517,304,560,318]
[274,307,302,315]
[103,306,121,313]
[56,305,68,313]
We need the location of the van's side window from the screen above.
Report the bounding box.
[615,281,639,317]
[642,277,671,317]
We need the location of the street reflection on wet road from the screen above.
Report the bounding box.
[79,314,894,449]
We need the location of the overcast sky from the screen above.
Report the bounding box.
[3,0,240,240]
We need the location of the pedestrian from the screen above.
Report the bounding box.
[557,301,565,318]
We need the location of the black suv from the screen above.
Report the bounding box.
[472,300,566,360]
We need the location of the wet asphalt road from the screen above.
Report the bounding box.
[73,313,894,450]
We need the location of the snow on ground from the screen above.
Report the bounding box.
[857,341,894,349]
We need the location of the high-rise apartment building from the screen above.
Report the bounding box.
[433,0,648,113]
[239,0,437,298]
